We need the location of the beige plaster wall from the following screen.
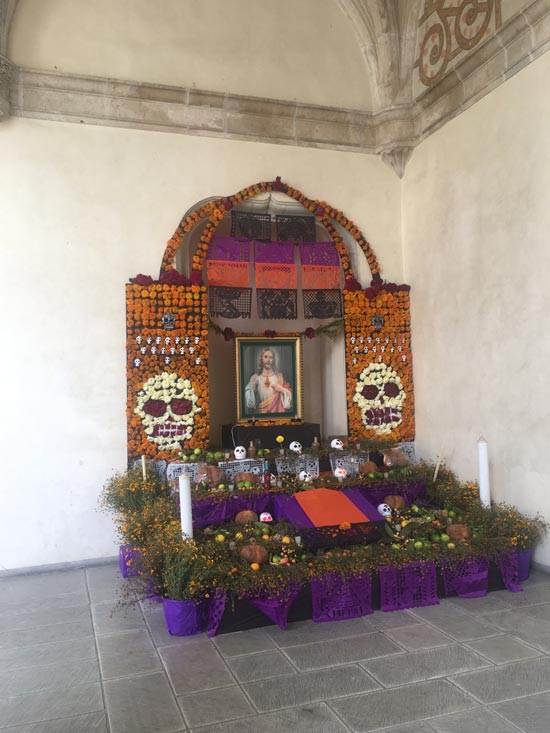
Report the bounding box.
[0,118,400,570]
[403,51,550,565]
[10,0,374,111]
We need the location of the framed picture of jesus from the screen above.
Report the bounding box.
[235,337,303,422]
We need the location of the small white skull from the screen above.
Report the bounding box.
[136,336,142,344]
[334,467,348,479]
[331,438,344,450]
[298,470,313,482]
[289,441,302,454]
[164,357,171,365]
[377,503,392,517]
[234,445,246,460]
[133,358,141,368]
[259,512,273,522]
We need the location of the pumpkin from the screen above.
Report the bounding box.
[234,510,259,524]
[234,472,257,484]
[446,524,472,540]
[240,545,268,565]
[196,464,226,485]
[383,448,410,467]
[359,460,379,474]
[384,495,406,510]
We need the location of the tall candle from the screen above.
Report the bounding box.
[477,436,491,508]
[141,455,147,481]
[432,445,443,483]
[179,472,193,539]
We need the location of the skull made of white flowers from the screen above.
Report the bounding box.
[377,503,392,517]
[331,438,344,450]
[134,372,201,451]
[289,441,302,454]
[234,445,246,460]
[353,362,406,435]
[298,470,313,482]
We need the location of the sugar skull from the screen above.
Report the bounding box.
[234,445,246,460]
[334,467,348,479]
[298,470,313,482]
[353,362,406,435]
[289,441,302,454]
[134,371,201,451]
[259,512,273,522]
[377,503,392,517]
[331,438,344,450]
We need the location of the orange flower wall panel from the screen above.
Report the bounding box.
[343,288,414,444]
[126,283,210,462]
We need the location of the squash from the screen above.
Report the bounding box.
[383,448,410,467]
[446,524,472,540]
[196,464,226,485]
[234,510,259,524]
[234,472,257,484]
[359,460,379,474]
[383,495,406,510]
[240,545,268,565]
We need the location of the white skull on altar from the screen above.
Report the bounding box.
[234,445,246,460]
[259,512,273,522]
[353,362,406,435]
[298,470,313,482]
[134,372,201,451]
[377,503,392,517]
[334,467,348,479]
[331,438,344,450]
[289,441,302,454]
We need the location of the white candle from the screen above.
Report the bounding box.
[179,472,193,539]
[432,446,443,483]
[141,455,147,481]
[477,436,491,508]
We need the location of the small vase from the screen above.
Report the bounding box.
[162,598,204,636]
[517,549,532,582]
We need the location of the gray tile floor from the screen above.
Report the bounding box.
[1,565,550,732]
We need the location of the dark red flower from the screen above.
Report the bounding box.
[170,398,193,415]
[271,176,285,191]
[304,327,316,339]
[134,274,154,286]
[159,269,181,285]
[315,205,325,216]
[344,277,362,292]
[264,330,276,338]
[364,287,376,299]
[397,283,411,292]
[371,277,382,286]
[143,399,166,417]
[385,282,398,293]
[190,271,203,285]
[222,198,233,210]
[223,327,235,342]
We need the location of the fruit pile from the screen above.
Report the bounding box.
[385,503,475,551]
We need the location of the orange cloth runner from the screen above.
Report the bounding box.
[295,488,369,527]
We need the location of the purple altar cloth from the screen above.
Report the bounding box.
[193,493,272,528]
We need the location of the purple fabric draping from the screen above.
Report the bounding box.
[254,241,295,264]
[441,556,489,598]
[311,572,372,622]
[243,584,302,629]
[299,242,340,267]
[518,549,532,581]
[162,598,204,636]
[380,561,439,611]
[192,493,272,529]
[207,235,251,261]
[272,493,314,527]
[498,550,523,593]
[207,589,227,638]
[342,488,381,519]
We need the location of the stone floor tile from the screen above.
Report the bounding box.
[85,564,122,590]
[481,609,550,652]
[408,600,470,624]
[243,664,379,712]
[423,616,501,642]
[159,640,234,694]
[429,706,520,732]
[490,582,550,608]
[97,628,162,680]
[178,685,255,727]
[225,648,296,682]
[0,570,87,605]
[0,636,98,671]
[91,601,146,636]
[0,618,94,650]
[447,594,513,615]
[283,632,403,671]
[330,679,476,732]
[362,644,489,688]
[190,702,349,732]
[364,723,435,733]
[266,617,376,648]
[212,627,277,657]
[0,682,103,728]
[0,591,90,618]
[450,656,550,703]
[2,711,108,732]
[466,634,542,664]
[104,672,184,733]
[0,658,100,697]
[368,610,423,631]
[384,624,454,651]
[0,603,91,633]
[493,690,550,732]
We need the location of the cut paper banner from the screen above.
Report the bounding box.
[299,241,341,289]
[206,236,250,287]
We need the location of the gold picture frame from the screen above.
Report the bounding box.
[235,336,303,422]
